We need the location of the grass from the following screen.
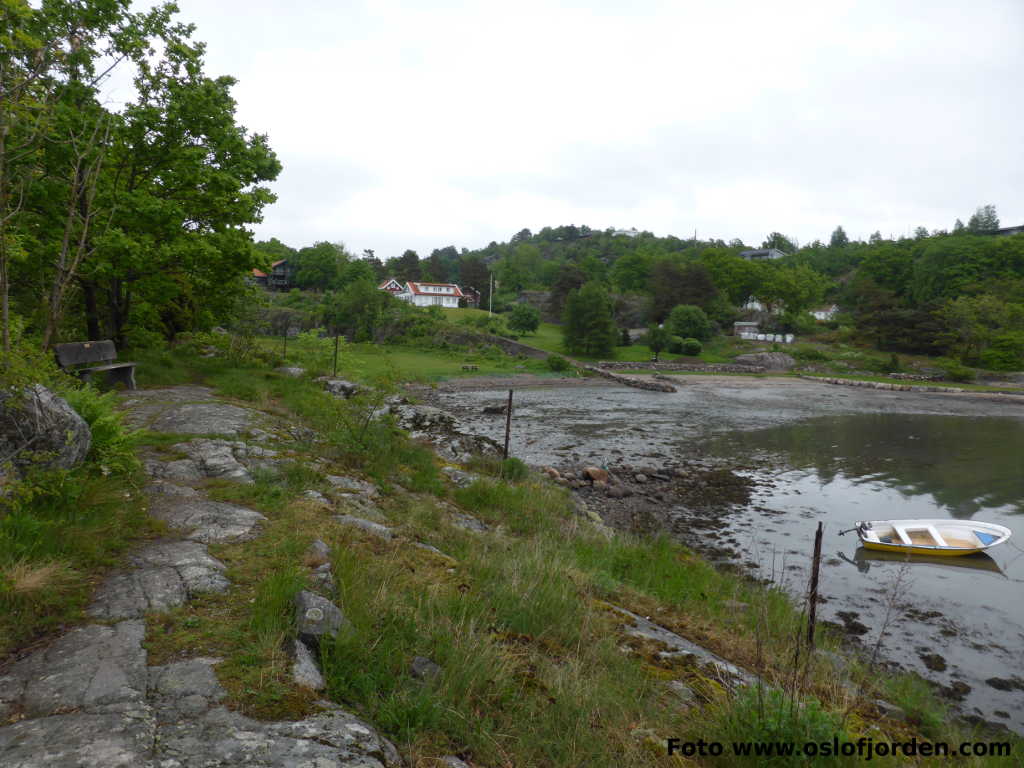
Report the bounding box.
[797,371,1024,393]
[0,385,160,656]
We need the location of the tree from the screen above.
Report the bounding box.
[646,325,670,360]
[762,232,797,253]
[913,226,930,240]
[507,303,540,335]
[953,218,966,234]
[869,231,883,244]
[966,205,999,234]
[547,262,586,320]
[394,249,421,281]
[562,281,617,357]
[829,226,849,249]
[294,241,346,290]
[648,260,718,321]
[666,304,711,341]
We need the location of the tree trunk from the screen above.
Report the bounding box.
[81,279,101,340]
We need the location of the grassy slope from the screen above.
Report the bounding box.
[125,343,1019,766]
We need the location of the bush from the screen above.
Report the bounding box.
[546,354,572,372]
[790,344,830,363]
[666,335,684,354]
[499,457,529,481]
[680,338,702,356]
[666,304,711,341]
[937,358,975,383]
[61,386,140,476]
[980,332,1024,371]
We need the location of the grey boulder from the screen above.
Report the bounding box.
[0,385,91,474]
[294,590,348,647]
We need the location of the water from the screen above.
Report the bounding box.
[700,414,1024,735]
[435,380,1024,732]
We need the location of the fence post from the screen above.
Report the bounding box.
[807,521,824,650]
[503,389,513,459]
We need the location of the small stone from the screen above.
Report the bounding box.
[305,539,331,566]
[309,564,336,594]
[606,486,626,499]
[294,590,348,647]
[451,513,488,533]
[634,473,648,483]
[410,656,441,681]
[544,467,561,480]
[292,639,326,691]
[582,466,609,483]
[275,366,306,377]
[441,758,472,768]
[302,489,329,505]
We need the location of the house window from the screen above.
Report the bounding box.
[432,296,443,305]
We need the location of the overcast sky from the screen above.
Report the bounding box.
[122,0,1023,258]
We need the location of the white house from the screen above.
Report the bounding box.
[811,304,839,322]
[378,277,405,294]
[397,281,464,308]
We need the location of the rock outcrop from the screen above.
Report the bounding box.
[732,352,796,371]
[0,385,91,473]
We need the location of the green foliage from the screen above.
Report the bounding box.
[711,686,852,766]
[546,354,572,372]
[680,338,703,356]
[506,303,540,335]
[790,344,830,363]
[60,385,140,476]
[562,282,618,358]
[667,304,712,341]
[646,325,671,357]
[936,358,975,383]
[980,331,1024,371]
[499,457,528,481]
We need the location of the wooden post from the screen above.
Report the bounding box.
[503,389,513,459]
[332,334,339,377]
[807,521,824,650]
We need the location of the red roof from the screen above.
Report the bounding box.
[252,268,267,277]
[272,259,286,267]
[378,278,404,290]
[406,281,464,297]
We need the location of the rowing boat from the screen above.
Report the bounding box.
[850,519,1012,557]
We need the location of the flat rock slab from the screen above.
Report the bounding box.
[334,515,393,541]
[149,402,254,436]
[611,605,757,687]
[157,703,400,768]
[0,621,148,720]
[88,540,229,620]
[0,707,156,768]
[148,488,266,543]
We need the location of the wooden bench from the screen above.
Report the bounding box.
[54,340,137,389]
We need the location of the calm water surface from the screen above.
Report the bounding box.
[699,414,1024,734]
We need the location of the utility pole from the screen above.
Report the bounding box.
[489,272,494,316]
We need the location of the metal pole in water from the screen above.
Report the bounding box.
[503,389,513,459]
[807,521,824,649]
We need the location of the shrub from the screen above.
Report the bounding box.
[791,344,830,363]
[666,304,711,341]
[980,332,1024,371]
[546,354,572,372]
[680,338,702,356]
[937,358,975,383]
[499,457,528,481]
[60,385,140,476]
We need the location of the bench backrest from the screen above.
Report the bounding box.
[55,340,118,368]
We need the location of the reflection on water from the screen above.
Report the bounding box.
[700,414,1024,735]
[837,548,1007,577]
[705,414,1024,518]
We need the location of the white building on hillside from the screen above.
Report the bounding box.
[397,281,464,308]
